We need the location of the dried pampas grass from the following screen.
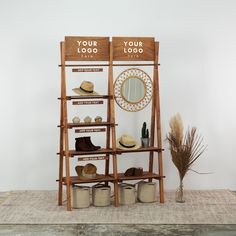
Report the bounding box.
[167,113,206,181]
[169,113,184,147]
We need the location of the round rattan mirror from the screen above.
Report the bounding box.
[114,68,153,112]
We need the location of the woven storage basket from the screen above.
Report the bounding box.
[92,184,111,207]
[137,181,156,203]
[119,184,136,205]
[71,186,90,208]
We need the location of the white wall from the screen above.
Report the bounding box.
[0,0,236,191]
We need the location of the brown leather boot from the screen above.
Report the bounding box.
[84,136,101,151]
[75,137,92,151]
[134,167,143,176]
[124,167,135,176]
[75,137,100,151]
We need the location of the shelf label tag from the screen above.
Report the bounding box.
[72,100,103,105]
[75,128,106,133]
[72,68,103,72]
[65,36,109,61]
[112,37,155,61]
[78,156,108,161]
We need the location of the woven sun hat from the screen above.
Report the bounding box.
[72,81,99,96]
[75,163,102,180]
[116,134,140,150]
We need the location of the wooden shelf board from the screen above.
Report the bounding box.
[114,171,163,181]
[57,147,164,157]
[67,122,116,128]
[58,63,160,67]
[58,172,164,184]
[116,147,164,154]
[69,148,114,156]
[61,175,114,184]
[58,95,110,100]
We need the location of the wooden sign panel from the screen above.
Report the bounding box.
[72,100,103,105]
[112,37,155,61]
[75,128,106,133]
[78,156,108,161]
[72,68,103,72]
[65,36,109,61]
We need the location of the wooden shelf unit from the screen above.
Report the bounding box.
[57,36,165,211]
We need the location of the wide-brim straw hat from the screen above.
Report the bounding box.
[116,134,140,150]
[72,81,98,96]
[75,164,103,180]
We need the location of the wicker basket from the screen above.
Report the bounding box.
[137,181,156,203]
[71,186,90,208]
[92,184,111,207]
[118,184,136,205]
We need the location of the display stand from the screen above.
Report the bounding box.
[57,36,164,211]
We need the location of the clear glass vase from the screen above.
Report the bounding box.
[175,179,185,203]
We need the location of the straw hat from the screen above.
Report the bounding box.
[72,81,98,95]
[75,163,102,180]
[116,134,140,150]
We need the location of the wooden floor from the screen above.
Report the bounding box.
[1,224,236,236]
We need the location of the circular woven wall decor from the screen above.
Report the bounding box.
[114,68,153,112]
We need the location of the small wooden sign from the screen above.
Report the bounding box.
[72,68,103,72]
[75,128,106,133]
[72,100,103,105]
[78,156,108,161]
[65,36,109,61]
[112,37,155,61]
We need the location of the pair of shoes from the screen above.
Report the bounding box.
[75,137,101,152]
[124,167,143,177]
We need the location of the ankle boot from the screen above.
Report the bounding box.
[84,136,101,151]
[75,137,92,151]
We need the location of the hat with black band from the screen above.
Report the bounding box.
[116,134,140,150]
[72,81,99,95]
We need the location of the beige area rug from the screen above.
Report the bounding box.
[0,190,236,224]
[0,192,12,206]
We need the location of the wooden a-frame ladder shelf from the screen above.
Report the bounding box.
[57,36,165,211]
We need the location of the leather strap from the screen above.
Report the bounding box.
[119,141,135,148]
[80,86,93,93]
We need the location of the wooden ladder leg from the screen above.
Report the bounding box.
[104,154,110,187]
[109,41,119,207]
[112,150,118,207]
[155,42,164,203]
[105,75,111,186]
[148,68,156,182]
[156,82,164,203]
[58,97,64,206]
[60,41,72,211]
[64,98,71,210]
[154,42,164,203]
[65,153,71,210]
[58,41,65,206]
